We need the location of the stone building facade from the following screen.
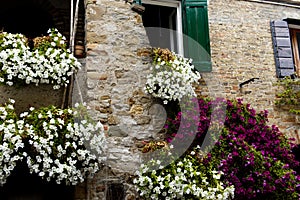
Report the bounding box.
[208,0,300,142]
[75,1,155,199]
[1,0,300,199]
[78,0,300,199]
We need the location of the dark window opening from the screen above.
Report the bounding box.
[0,3,54,39]
[142,3,180,53]
[0,0,57,39]
[285,18,300,76]
[106,183,125,200]
[0,0,86,57]
[0,161,74,200]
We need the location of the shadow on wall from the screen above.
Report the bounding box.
[0,161,74,200]
[106,183,125,200]
[0,0,54,38]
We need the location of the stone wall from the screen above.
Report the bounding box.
[74,0,160,199]
[208,0,300,142]
[73,0,300,199]
[0,85,64,114]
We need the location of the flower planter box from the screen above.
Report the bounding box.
[0,28,81,114]
[0,84,64,114]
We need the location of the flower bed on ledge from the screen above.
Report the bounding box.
[0,99,106,186]
[0,28,81,89]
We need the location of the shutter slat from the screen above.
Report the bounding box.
[275,38,291,47]
[277,48,293,57]
[278,69,295,77]
[270,20,295,77]
[273,21,288,26]
[272,27,289,37]
[276,58,294,69]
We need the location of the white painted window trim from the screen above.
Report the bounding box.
[289,24,300,29]
[142,0,184,55]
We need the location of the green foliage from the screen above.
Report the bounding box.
[162,97,300,199]
[0,100,106,185]
[134,146,235,200]
[274,76,300,114]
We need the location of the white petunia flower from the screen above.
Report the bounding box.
[144,49,201,104]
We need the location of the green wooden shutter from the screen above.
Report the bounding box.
[270,20,295,77]
[182,0,211,72]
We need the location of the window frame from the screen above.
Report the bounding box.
[142,0,184,55]
[289,24,300,76]
[139,0,212,72]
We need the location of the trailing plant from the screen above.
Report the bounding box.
[163,97,300,199]
[144,48,201,104]
[0,100,106,186]
[163,97,225,148]
[0,99,25,185]
[133,146,235,200]
[207,128,300,200]
[274,76,300,114]
[0,28,81,89]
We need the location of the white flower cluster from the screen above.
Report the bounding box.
[0,99,25,185]
[25,106,107,185]
[133,148,235,200]
[0,100,106,186]
[144,49,201,104]
[0,28,81,89]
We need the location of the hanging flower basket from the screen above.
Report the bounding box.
[0,28,81,90]
[144,48,201,104]
[0,99,107,186]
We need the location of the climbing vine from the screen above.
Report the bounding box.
[274,76,300,115]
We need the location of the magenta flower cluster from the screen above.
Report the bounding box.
[164,97,300,199]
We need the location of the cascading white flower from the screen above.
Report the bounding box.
[0,28,81,89]
[0,99,107,186]
[0,99,26,186]
[144,48,201,104]
[23,104,107,185]
[133,146,235,200]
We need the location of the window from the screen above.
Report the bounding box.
[0,0,86,57]
[270,19,300,77]
[290,27,300,76]
[0,0,55,38]
[142,0,184,55]
[138,0,212,72]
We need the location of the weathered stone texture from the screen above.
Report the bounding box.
[75,0,159,199]
[0,85,64,114]
[208,0,300,142]
[74,0,300,199]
